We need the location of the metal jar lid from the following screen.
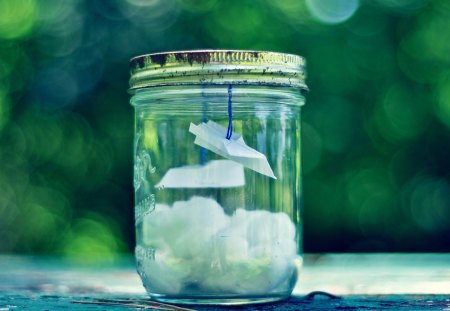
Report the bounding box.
[129,50,307,92]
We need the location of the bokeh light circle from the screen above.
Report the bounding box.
[306,0,359,24]
[0,0,37,39]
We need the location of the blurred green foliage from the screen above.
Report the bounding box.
[0,0,449,260]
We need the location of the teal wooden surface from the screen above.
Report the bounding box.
[1,254,449,310]
[2,293,450,310]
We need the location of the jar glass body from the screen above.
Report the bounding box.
[131,85,304,305]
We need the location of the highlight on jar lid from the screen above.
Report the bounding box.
[129,50,308,91]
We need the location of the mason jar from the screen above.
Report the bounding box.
[129,50,308,305]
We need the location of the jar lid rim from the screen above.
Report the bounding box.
[129,50,308,92]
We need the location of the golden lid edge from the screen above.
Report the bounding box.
[129,50,307,91]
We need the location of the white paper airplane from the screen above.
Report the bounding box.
[189,121,276,179]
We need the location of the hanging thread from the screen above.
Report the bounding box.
[199,85,207,165]
[226,84,233,140]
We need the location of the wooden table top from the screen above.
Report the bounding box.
[1,254,449,310]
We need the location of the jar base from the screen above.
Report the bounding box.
[149,294,291,306]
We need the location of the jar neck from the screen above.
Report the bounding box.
[130,85,305,108]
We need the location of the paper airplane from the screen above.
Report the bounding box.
[155,160,245,189]
[189,121,276,179]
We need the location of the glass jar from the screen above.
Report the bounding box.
[129,50,308,305]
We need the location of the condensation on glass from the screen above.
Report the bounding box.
[129,50,308,305]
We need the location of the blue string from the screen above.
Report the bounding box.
[199,85,207,165]
[226,85,233,140]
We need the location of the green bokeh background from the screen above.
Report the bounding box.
[1,0,449,261]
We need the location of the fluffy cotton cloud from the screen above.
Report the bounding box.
[138,196,298,295]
